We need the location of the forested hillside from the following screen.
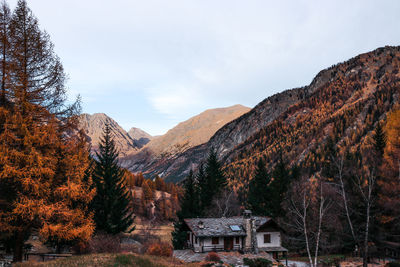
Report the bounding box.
[152,46,400,183]
[224,46,400,187]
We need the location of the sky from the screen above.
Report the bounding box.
[7,0,400,135]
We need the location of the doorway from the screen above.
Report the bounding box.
[224,237,233,251]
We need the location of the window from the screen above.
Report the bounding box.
[264,234,271,243]
[230,225,241,231]
[235,237,240,244]
[187,233,190,241]
[212,237,219,244]
[195,237,198,244]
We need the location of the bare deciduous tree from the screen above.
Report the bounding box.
[329,153,379,267]
[208,188,241,217]
[355,168,376,267]
[330,155,358,244]
[285,176,333,267]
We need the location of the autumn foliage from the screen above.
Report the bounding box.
[379,105,400,227]
[146,242,173,257]
[124,170,181,222]
[205,252,221,262]
[0,0,94,261]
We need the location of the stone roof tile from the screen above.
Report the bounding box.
[184,216,270,237]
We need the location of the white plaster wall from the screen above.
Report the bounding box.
[202,237,224,247]
[256,232,281,248]
[192,235,202,252]
[193,237,222,252]
[192,236,243,252]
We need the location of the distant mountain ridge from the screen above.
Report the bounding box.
[119,104,250,173]
[128,127,153,148]
[145,104,250,155]
[79,105,250,169]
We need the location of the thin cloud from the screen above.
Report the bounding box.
[6,0,400,135]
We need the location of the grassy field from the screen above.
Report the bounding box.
[132,218,174,244]
[14,253,202,267]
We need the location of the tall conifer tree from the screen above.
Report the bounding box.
[199,148,227,211]
[247,159,273,216]
[172,170,199,249]
[91,124,134,234]
[269,155,290,217]
[373,122,386,162]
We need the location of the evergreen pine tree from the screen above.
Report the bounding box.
[247,159,273,216]
[269,155,290,217]
[373,122,386,160]
[196,163,206,215]
[180,170,200,218]
[92,124,134,234]
[172,170,200,249]
[199,148,227,211]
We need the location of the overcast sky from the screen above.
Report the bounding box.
[7,0,400,135]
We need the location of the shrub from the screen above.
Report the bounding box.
[205,251,221,262]
[243,257,273,267]
[146,242,173,257]
[87,233,121,253]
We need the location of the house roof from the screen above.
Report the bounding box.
[184,216,271,237]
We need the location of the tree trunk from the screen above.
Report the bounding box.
[314,184,324,267]
[13,231,25,262]
[303,192,314,267]
[363,201,370,267]
[340,172,357,244]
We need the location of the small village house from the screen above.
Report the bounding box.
[183,210,288,261]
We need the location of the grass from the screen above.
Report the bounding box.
[133,219,174,244]
[14,253,201,267]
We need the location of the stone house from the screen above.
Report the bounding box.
[183,210,287,260]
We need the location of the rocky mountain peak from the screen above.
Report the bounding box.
[79,113,139,156]
[128,127,153,148]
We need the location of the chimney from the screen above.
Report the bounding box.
[198,221,204,229]
[251,219,259,254]
[243,210,252,218]
[243,210,258,254]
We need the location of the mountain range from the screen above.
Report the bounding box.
[79,105,250,172]
[79,46,400,184]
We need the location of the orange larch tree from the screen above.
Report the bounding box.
[380,105,400,229]
[0,0,94,261]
